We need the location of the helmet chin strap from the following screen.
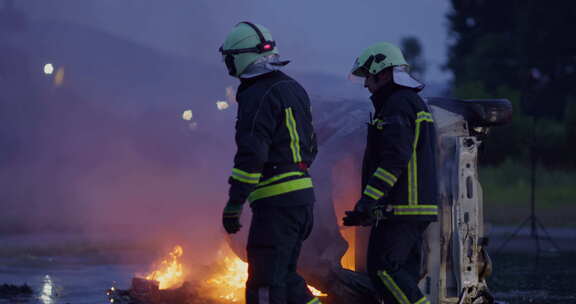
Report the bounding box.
[225,54,237,76]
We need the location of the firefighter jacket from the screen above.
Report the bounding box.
[361,83,438,221]
[228,71,317,207]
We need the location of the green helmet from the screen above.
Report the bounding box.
[350,42,408,77]
[219,22,279,77]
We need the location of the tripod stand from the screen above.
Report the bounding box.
[494,117,560,255]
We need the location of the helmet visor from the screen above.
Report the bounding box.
[348,57,369,84]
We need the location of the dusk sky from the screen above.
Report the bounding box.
[21,0,452,83]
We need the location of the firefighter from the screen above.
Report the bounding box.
[219,22,320,304]
[343,42,438,304]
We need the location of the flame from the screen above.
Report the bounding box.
[204,254,248,302]
[144,245,325,300]
[331,156,360,271]
[340,227,356,271]
[145,245,185,289]
[202,247,326,302]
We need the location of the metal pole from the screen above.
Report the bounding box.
[530,116,537,238]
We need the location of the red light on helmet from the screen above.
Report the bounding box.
[263,44,272,50]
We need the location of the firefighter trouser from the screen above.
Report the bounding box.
[246,204,319,304]
[367,220,430,304]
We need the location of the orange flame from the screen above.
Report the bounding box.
[331,156,360,271]
[145,245,326,300]
[340,227,356,271]
[202,247,326,302]
[203,253,248,302]
[145,245,185,289]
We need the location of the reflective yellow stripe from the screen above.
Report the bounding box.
[249,177,313,202]
[257,171,304,187]
[393,204,438,216]
[306,298,321,304]
[285,107,302,163]
[377,270,410,304]
[416,111,434,123]
[408,111,433,205]
[373,118,385,130]
[374,168,397,187]
[231,168,261,184]
[408,120,420,204]
[363,185,384,200]
[414,296,430,304]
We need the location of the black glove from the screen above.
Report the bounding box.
[222,201,243,234]
[343,210,373,226]
[342,198,392,226]
[342,198,376,226]
[353,197,377,214]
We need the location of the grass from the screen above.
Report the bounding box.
[479,160,576,227]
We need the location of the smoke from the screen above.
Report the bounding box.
[20,0,254,62]
[0,4,246,266]
[1,1,450,270]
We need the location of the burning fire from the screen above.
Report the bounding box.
[145,245,185,289]
[144,245,325,301]
[203,254,249,302]
[203,248,326,301]
[340,227,356,271]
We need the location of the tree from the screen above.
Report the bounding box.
[400,36,426,81]
[446,0,576,168]
[564,98,576,168]
[446,0,576,119]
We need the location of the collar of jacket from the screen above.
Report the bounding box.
[237,70,284,97]
[370,82,402,114]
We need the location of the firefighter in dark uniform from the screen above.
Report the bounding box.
[343,42,438,304]
[219,22,321,304]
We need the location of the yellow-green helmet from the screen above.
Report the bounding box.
[219,22,279,77]
[350,42,408,77]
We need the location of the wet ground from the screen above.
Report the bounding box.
[1,231,575,304]
[0,233,150,304]
[0,262,141,304]
[489,252,576,304]
[487,226,576,304]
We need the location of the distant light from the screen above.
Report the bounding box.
[216,101,230,111]
[182,110,193,121]
[44,63,54,75]
[54,67,65,87]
